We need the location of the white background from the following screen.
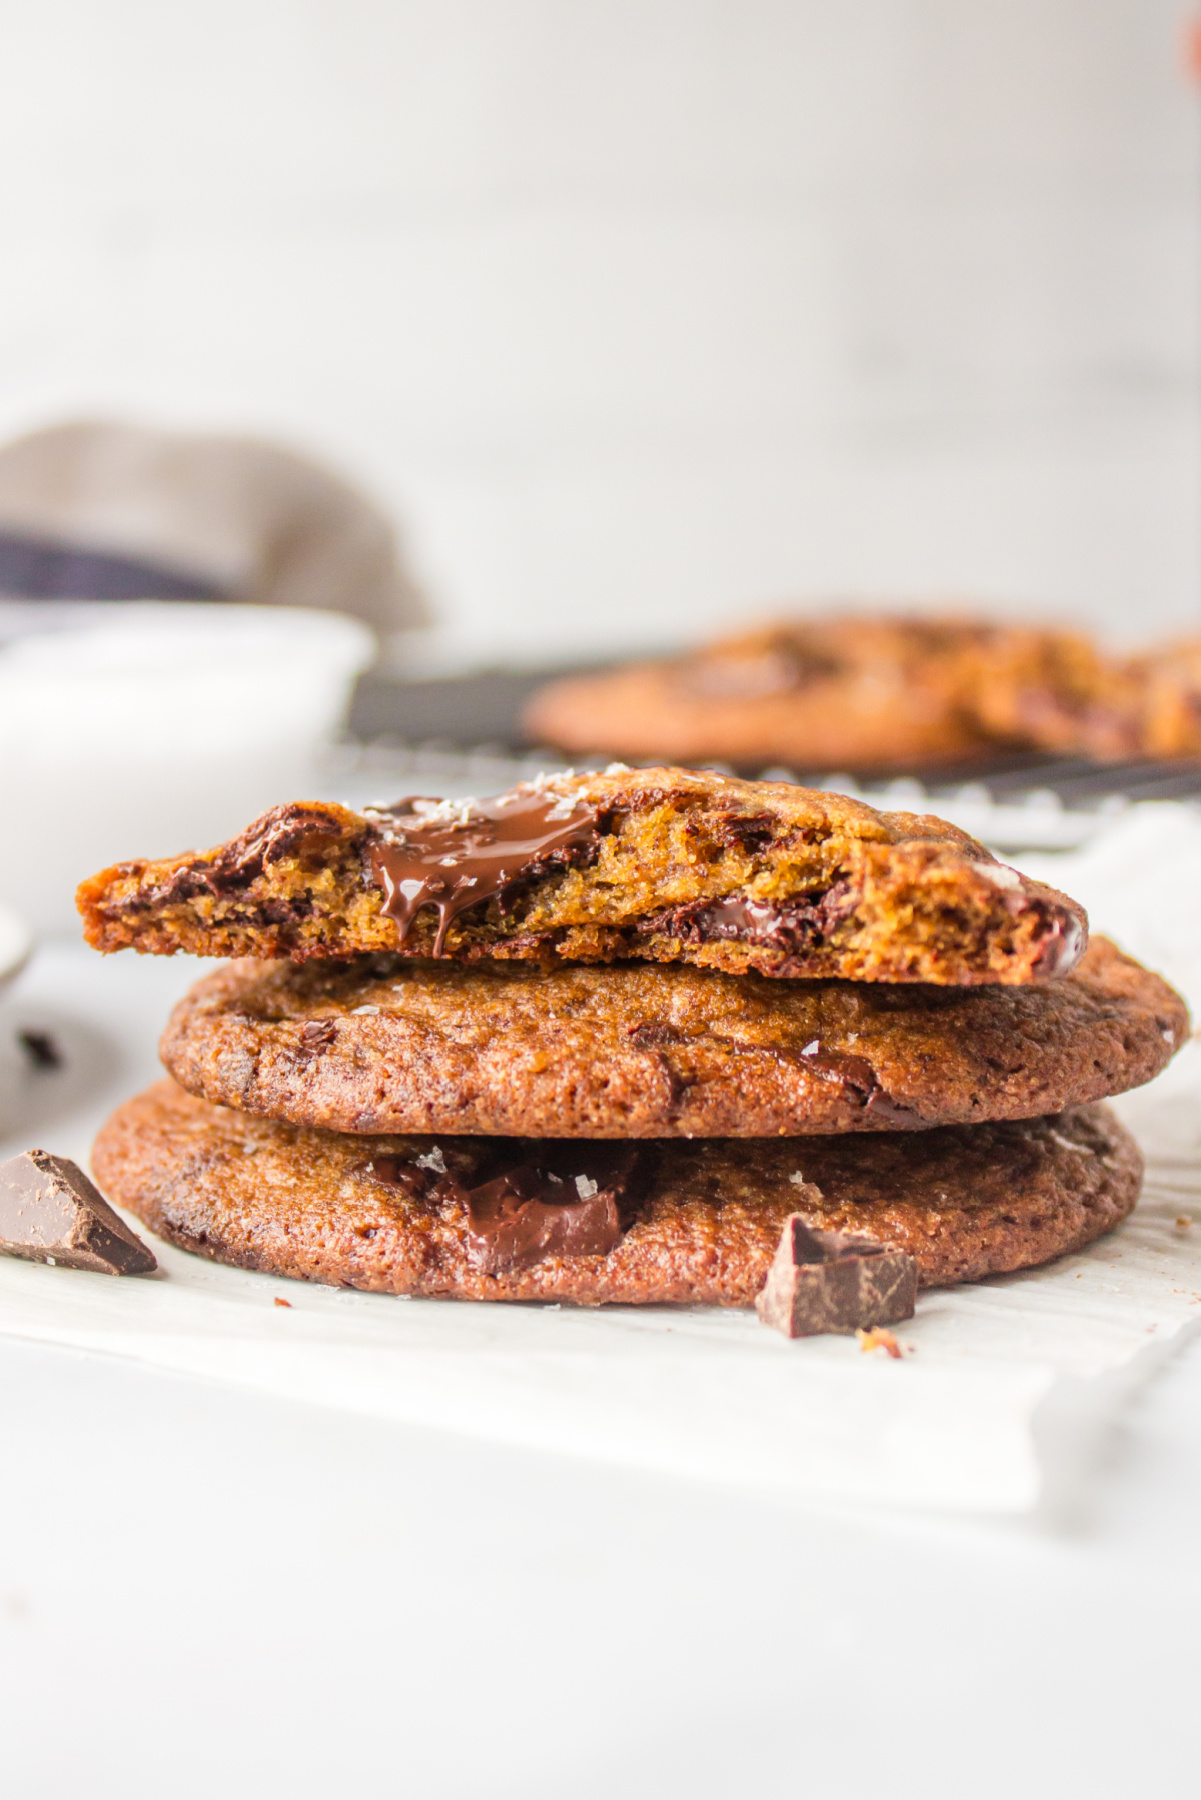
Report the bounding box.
[1,1331,1200,1798]
[0,0,1195,660]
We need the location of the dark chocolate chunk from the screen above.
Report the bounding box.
[460,1144,638,1275]
[293,1018,338,1063]
[145,803,352,905]
[642,881,859,962]
[365,790,600,955]
[755,1211,916,1339]
[357,1152,430,1197]
[1030,911,1087,979]
[461,1168,623,1275]
[361,1140,637,1275]
[789,1044,919,1128]
[0,1150,157,1275]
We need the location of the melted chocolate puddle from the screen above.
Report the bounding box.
[362,1143,639,1275]
[365,789,599,955]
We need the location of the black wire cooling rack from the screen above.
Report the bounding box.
[336,668,1201,855]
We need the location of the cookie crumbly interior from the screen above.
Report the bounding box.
[77,767,1086,985]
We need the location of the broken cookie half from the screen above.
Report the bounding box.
[77,765,1086,985]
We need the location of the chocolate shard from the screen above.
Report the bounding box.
[0,1150,157,1275]
[755,1212,916,1339]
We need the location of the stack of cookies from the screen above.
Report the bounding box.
[83,766,1187,1323]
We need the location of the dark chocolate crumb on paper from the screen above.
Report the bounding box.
[17,1030,62,1070]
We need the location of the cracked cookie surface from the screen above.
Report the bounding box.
[93,1082,1142,1303]
[159,938,1186,1139]
[78,765,1086,985]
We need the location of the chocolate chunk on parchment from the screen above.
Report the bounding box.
[755,1212,916,1339]
[0,1150,156,1274]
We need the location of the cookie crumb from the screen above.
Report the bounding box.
[857,1327,903,1359]
[1176,1216,1192,1230]
[274,1296,292,1308]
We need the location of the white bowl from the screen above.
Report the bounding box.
[0,604,375,934]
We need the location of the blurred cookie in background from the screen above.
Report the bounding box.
[522,613,1147,773]
[1135,638,1201,758]
[962,626,1145,761]
[524,616,1000,770]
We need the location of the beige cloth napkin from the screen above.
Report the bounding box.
[0,419,426,635]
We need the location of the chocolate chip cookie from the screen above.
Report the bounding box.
[92,1081,1142,1303]
[964,626,1145,759]
[78,765,1086,985]
[158,937,1186,1139]
[1134,636,1201,758]
[524,617,1000,769]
